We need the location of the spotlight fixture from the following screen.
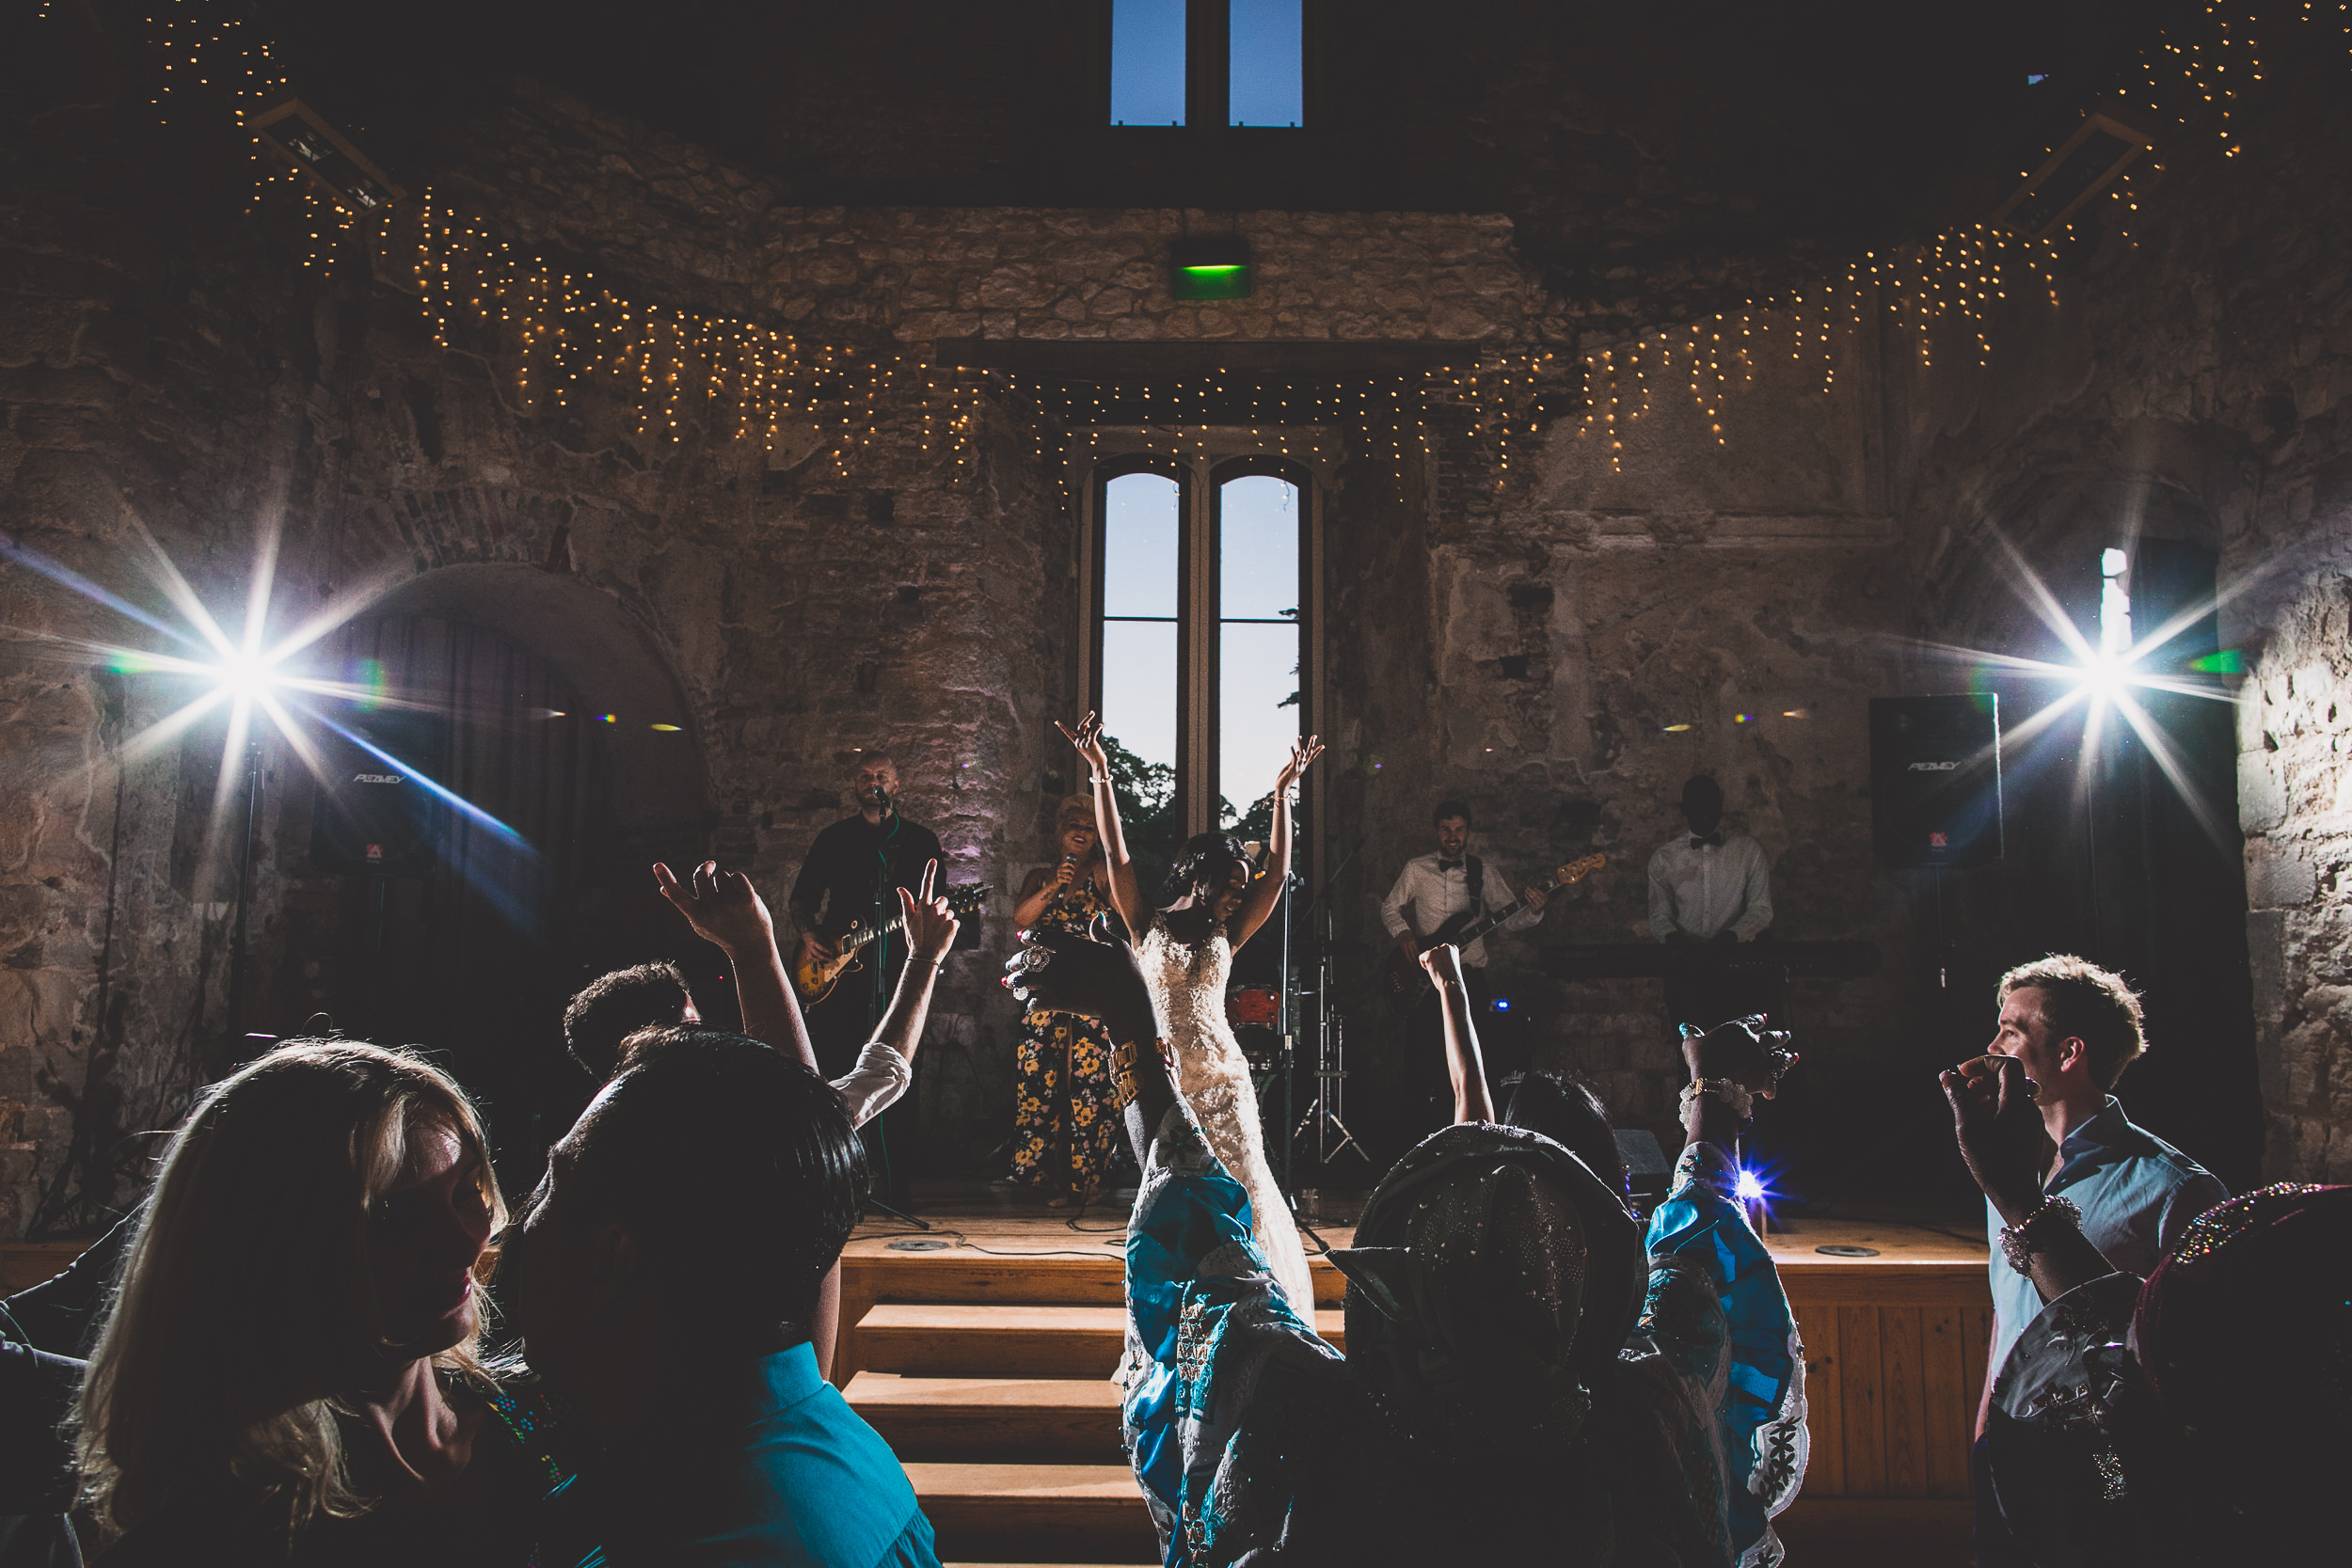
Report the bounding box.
[1170,236,1251,301]
[250,99,405,214]
[1990,111,2152,240]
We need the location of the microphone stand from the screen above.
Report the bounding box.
[1291,837,1369,1180]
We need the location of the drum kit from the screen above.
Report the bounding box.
[1225,929,1374,1177]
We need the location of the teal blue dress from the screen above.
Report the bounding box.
[1119,1116,1805,1567]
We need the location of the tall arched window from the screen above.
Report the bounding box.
[1085,451,1317,849]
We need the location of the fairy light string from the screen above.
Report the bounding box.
[73,0,2352,486]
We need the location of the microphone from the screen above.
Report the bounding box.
[1049,850,1078,905]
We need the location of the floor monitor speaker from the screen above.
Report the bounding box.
[1869,694,2003,868]
[309,709,451,877]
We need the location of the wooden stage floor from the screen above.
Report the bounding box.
[841,1182,1989,1567]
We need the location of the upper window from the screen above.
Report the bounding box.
[1109,0,1188,125]
[1108,0,1304,129]
[1228,1,1304,126]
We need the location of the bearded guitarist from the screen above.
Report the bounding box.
[1380,800,1549,1140]
[788,748,946,1209]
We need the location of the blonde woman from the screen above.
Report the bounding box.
[1005,795,1134,1206]
[79,1041,562,1566]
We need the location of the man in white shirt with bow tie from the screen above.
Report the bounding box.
[1646,775,1775,1029]
[1382,800,1549,1137]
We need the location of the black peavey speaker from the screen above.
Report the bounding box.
[309,709,450,878]
[1869,694,2004,869]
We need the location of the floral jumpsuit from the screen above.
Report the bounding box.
[1008,875,1135,1196]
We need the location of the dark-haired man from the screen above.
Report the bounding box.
[516,1032,941,1567]
[1380,800,1549,1140]
[1646,774,1774,1030]
[1965,954,2226,1566]
[563,961,698,1083]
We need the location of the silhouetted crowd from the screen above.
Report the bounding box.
[1,850,2343,1567]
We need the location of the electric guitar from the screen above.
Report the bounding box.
[791,883,990,1005]
[1378,853,1606,1019]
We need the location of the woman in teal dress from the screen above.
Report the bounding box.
[1005,796,1135,1206]
[1007,930,1806,1568]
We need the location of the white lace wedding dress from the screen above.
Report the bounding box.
[1135,915,1317,1317]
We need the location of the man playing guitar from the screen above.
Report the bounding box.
[788,748,946,1208]
[1380,800,1549,1140]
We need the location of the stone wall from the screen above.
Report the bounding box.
[1881,54,2352,1183]
[10,11,2351,1239]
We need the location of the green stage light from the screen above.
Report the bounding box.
[2189,648,2246,675]
[1171,238,1251,300]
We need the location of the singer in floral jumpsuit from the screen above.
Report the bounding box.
[1006,799,1136,1205]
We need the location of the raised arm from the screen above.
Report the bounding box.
[654,861,817,1071]
[1942,1053,2118,1305]
[1057,713,1145,934]
[874,862,958,1067]
[1419,943,1493,1122]
[1230,735,1322,949]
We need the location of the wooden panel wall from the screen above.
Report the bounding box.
[1785,1275,1993,1500]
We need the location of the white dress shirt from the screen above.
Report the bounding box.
[833,1038,913,1129]
[1646,833,1773,942]
[1380,852,1540,968]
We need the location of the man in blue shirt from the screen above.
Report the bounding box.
[513,1032,940,1568]
[1970,954,2226,1566]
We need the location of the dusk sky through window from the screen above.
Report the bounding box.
[1100,472,1299,822]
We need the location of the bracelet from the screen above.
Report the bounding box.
[1998,1195,2082,1273]
[1679,1077,1753,1122]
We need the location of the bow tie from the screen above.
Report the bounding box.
[1691,834,1724,850]
[1437,859,1465,872]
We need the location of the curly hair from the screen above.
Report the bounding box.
[1164,832,1250,906]
[1996,954,2148,1089]
[563,962,693,1082]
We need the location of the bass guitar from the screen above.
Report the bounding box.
[1377,853,1606,1018]
[792,882,990,1005]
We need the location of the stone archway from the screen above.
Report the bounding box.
[278,564,711,1177]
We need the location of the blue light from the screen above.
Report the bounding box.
[1491,997,1512,1012]
[1734,1168,1767,1204]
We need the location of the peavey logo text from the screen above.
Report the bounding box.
[351,773,406,784]
[1906,761,1962,772]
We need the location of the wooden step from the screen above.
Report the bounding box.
[858,1302,1344,1379]
[845,1372,1123,1462]
[909,1461,1160,1563]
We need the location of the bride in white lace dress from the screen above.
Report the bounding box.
[1057,713,1323,1316]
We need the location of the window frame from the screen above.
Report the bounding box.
[1077,441,1325,857]
[1094,0,1322,134]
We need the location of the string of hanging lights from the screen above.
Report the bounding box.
[69,0,2352,489]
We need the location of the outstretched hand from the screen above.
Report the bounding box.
[654,861,775,954]
[1273,734,1325,794]
[1003,928,1162,1054]
[897,860,960,965]
[1940,1053,2048,1223]
[1057,712,1111,777]
[1679,1023,1795,1101]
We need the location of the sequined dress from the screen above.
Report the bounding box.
[1136,914,1316,1316]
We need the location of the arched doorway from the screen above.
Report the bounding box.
[280,566,710,1180]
